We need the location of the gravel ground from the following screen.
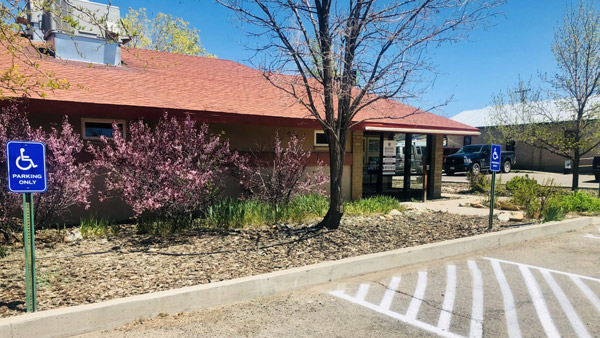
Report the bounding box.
[0,208,524,318]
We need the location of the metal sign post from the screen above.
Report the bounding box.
[6,141,47,312]
[22,192,36,311]
[488,144,501,231]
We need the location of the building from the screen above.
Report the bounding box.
[2,0,479,220]
[450,99,600,173]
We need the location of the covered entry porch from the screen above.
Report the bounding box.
[350,126,479,201]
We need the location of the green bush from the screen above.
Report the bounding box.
[466,172,490,193]
[0,244,9,259]
[554,190,600,214]
[505,175,539,217]
[80,217,118,238]
[542,205,565,223]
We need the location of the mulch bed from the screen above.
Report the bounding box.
[0,210,523,318]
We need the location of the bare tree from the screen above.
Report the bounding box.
[217,0,502,229]
[491,1,600,190]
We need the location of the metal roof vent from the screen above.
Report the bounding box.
[28,0,124,66]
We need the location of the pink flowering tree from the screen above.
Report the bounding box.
[35,117,93,226]
[91,113,241,230]
[237,131,328,205]
[0,102,92,239]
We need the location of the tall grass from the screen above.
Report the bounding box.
[200,194,401,229]
[80,217,118,238]
[345,195,402,215]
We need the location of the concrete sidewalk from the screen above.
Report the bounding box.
[403,193,524,219]
[443,170,600,189]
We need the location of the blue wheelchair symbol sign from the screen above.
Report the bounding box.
[6,141,47,193]
[490,144,501,172]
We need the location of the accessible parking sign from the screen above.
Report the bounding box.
[6,141,47,193]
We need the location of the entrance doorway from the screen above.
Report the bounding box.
[362,132,431,199]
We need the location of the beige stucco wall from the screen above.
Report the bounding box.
[212,123,352,201]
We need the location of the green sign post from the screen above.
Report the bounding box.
[22,193,37,312]
[6,140,47,312]
[488,171,496,231]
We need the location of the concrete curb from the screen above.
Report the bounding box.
[1,217,596,338]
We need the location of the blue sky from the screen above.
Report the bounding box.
[111,0,585,117]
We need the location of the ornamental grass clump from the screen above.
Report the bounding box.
[91,113,241,232]
[0,102,92,238]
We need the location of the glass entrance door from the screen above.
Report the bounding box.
[362,132,430,199]
[362,135,381,195]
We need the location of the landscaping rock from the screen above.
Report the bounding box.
[388,209,403,216]
[63,229,82,242]
[509,214,525,222]
[497,213,511,222]
[497,200,520,211]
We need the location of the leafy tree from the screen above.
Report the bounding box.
[0,0,73,98]
[122,8,215,57]
[90,113,240,231]
[491,1,600,190]
[217,0,502,229]
[236,131,328,205]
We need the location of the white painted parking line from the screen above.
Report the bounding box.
[437,265,457,332]
[489,259,522,338]
[541,270,591,338]
[570,275,600,313]
[467,261,483,338]
[355,284,370,301]
[584,227,600,239]
[518,265,560,338]
[379,277,401,310]
[331,258,600,338]
[329,283,465,338]
[406,271,428,320]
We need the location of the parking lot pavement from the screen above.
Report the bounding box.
[78,224,600,338]
[443,170,599,189]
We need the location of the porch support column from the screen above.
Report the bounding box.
[351,130,363,201]
[428,134,443,199]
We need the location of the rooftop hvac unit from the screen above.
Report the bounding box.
[40,0,122,41]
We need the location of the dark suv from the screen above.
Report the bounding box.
[593,156,600,182]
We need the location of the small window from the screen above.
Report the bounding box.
[464,136,472,146]
[82,118,126,140]
[314,130,329,147]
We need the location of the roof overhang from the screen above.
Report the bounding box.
[363,125,480,136]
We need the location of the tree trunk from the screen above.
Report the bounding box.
[571,155,580,191]
[318,137,346,230]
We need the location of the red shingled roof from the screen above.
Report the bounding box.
[0,46,477,134]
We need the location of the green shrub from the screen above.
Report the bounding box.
[0,244,9,259]
[80,217,118,238]
[345,195,402,215]
[506,175,540,217]
[466,172,490,193]
[555,190,600,214]
[542,205,565,223]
